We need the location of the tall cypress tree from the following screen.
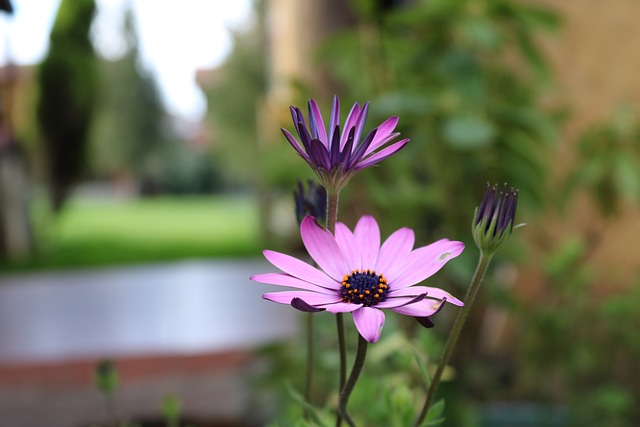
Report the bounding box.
[36,0,98,211]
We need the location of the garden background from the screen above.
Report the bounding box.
[1,0,640,426]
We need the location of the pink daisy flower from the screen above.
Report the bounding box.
[251,215,464,343]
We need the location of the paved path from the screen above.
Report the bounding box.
[0,259,297,363]
[0,259,299,427]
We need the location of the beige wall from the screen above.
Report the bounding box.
[543,0,640,287]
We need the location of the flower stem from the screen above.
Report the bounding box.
[413,251,494,427]
[326,190,340,234]
[326,190,347,427]
[303,312,314,420]
[338,333,369,427]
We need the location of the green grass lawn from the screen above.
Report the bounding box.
[2,195,262,271]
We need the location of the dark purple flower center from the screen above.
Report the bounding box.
[340,269,389,307]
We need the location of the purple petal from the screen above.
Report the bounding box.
[388,286,463,306]
[290,106,306,131]
[300,216,349,281]
[366,116,399,153]
[329,125,341,169]
[352,307,385,343]
[339,127,355,167]
[374,227,415,274]
[292,297,325,312]
[364,131,400,156]
[353,215,380,270]
[391,298,446,317]
[334,222,360,271]
[340,102,361,149]
[347,128,377,170]
[308,99,328,147]
[293,116,314,153]
[261,251,339,289]
[309,139,331,170]
[415,317,435,328]
[389,240,464,289]
[352,102,370,153]
[353,138,409,171]
[329,96,340,144]
[281,128,311,162]
[251,273,336,294]
[263,290,341,306]
[323,302,363,313]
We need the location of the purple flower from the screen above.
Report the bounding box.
[251,215,464,343]
[281,96,409,192]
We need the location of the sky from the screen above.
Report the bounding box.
[0,0,253,121]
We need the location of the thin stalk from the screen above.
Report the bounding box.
[414,252,494,427]
[103,391,118,427]
[338,334,369,427]
[326,190,347,427]
[303,312,314,420]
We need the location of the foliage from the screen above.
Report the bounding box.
[255,311,452,426]
[90,9,166,178]
[318,0,558,238]
[90,9,218,195]
[36,0,98,211]
[563,105,640,217]
[513,237,640,426]
[203,0,270,188]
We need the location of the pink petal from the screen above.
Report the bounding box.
[323,302,363,313]
[388,286,463,306]
[366,116,399,153]
[386,240,464,289]
[374,294,426,309]
[352,307,385,343]
[334,222,361,271]
[251,273,336,295]
[374,227,415,274]
[300,216,349,281]
[354,139,409,171]
[263,250,338,289]
[354,215,380,270]
[391,299,447,317]
[263,290,341,306]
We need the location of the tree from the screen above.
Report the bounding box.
[36,0,98,211]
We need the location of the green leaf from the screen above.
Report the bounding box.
[443,115,496,149]
[613,152,640,199]
[413,348,431,389]
[284,382,328,427]
[419,399,446,426]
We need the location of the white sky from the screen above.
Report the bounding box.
[0,0,253,121]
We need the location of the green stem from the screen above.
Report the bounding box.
[303,312,314,420]
[414,251,494,427]
[326,190,347,427]
[104,391,117,427]
[327,194,347,427]
[326,190,339,234]
[338,334,369,427]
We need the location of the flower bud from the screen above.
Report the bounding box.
[293,180,327,225]
[473,183,519,255]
